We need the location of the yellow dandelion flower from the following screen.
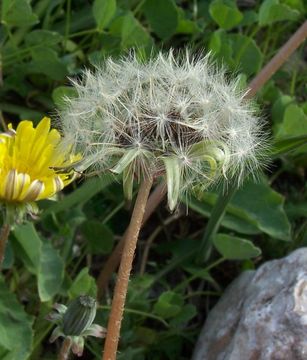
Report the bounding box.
[0,117,80,204]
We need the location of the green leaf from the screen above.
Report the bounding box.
[259,0,300,26]
[209,0,243,30]
[38,242,64,302]
[229,181,291,241]
[93,0,116,31]
[13,223,64,301]
[209,32,263,76]
[271,95,294,130]
[1,0,38,27]
[188,196,260,235]
[153,291,183,319]
[275,104,307,140]
[29,48,68,81]
[213,233,261,260]
[195,180,291,241]
[230,34,263,76]
[0,279,33,360]
[12,222,40,274]
[143,0,179,39]
[80,220,114,255]
[110,12,152,49]
[209,30,233,64]
[272,135,307,157]
[169,304,197,326]
[25,30,62,48]
[52,86,78,109]
[68,268,97,298]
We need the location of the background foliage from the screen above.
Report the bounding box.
[0,0,306,359]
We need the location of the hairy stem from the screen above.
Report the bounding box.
[0,223,10,270]
[102,175,153,360]
[97,182,166,299]
[246,20,307,99]
[58,337,72,360]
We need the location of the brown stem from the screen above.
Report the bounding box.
[96,21,307,296]
[58,337,72,360]
[246,20,307,99]
[0,224,10,270]
[96,181,166,299]
[102,175,153,360]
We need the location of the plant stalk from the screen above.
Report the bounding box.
[0,223,10,270]
[246,20,307,99]
[102,175,153,360]
[58,337,72,360]
[97,181,165,299]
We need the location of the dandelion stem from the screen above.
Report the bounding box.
[102,175,153,360]
[97,181,165,299]
[246,20,307,99]
[58,337,72,360]
[0,223,10,270]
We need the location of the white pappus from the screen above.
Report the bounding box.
[60,50,268,210]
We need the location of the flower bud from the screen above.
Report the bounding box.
[63,295,96,336]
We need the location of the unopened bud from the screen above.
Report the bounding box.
[63,295,96,336]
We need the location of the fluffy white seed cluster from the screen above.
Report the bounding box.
[60,50,267,210]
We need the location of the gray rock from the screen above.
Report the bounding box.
[192,248,307,360]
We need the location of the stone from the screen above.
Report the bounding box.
[192,248,307,360]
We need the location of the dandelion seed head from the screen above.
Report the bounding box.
[60,50,268,210]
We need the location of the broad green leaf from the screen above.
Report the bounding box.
[13,223,64,301]
[68,267,97,298]
[170,304,197,326]
[229,181,291,240]
[110,12,152,49]
[29,48,68,81]
[275,104,307,139]
[195,180,291,241]
[259,0,300,26]
[80,220,114,255]
[188,196,260,234]
[209,32,263,76]
[13,222,40,274]
[0,279,33,360]
[213,233,261,260]
[38,242,64,302]
[209,0,243,30]
[153,291,183,319]
[25,30,62,48]
[230,34,263,76]
[176,8,201,34]
[52,86,78,109]
[2,241,14,270]
[240,10,258,26]
[1,0,38,27]
[93,0,116,30]
[209,30,233,64]
[143,0,179,39]
[176,19,201,34]
[271,95,294,130]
